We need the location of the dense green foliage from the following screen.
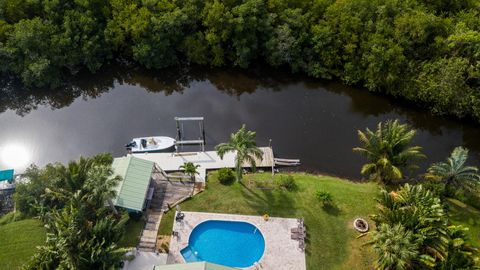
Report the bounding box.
[13,154,129,269]
[371,184,479,269]
[353,120,425,184]
[179,161,200,181]
[217,167,235,185]
[216,124,263,181]
[0,0,479,120]
[426,146,480,194]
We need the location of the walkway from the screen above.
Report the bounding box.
[132,147,274,181]
[138,210,163,252]
[122,250,168,270]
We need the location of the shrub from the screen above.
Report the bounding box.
[463,192,480,209]
[277,175,298,191]
[0,211,26,225]
[316,190,333,206]
[218,168,235,185]
[422,180,446,199]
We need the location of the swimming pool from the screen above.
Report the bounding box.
[181,220,265,268]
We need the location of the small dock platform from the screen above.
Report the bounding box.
[132,147,274,181]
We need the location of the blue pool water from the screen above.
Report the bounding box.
[181,220,265,268]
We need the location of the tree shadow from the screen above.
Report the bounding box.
[322,203,341,216]
[238,180,297,217]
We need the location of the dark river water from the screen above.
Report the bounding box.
[1,66,479,179]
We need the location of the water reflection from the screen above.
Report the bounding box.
[0,143,31,170]
[0,65,479,178]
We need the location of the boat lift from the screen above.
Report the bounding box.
[174,117,206,152]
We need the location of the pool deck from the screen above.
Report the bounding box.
[167,211,306,270]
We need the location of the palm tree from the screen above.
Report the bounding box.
[426,146,480,193]
[440,225,480,269]
[371,223,419,270]
[25,195,129,270]
[372,184,450,269]
[353,120,425,184]
[23,154,128,269]
[215,124,263,182]
[42,153,121,216]
[179,162,200,181]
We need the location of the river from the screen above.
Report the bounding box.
[0,66,479,179]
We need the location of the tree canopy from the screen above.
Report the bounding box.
[14,153,128,269]
[353,120,425,184]
[216,124,263,181]
[0,0,479,121]
[370,184,480,269]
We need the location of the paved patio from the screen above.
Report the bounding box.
[122,250,168,270]
[167,211,306,270]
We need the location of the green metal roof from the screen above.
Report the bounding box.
[112,156,154,211]
[154,262,235,270]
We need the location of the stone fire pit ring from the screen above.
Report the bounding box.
[353,218,369,233]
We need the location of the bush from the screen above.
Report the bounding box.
[316,190,333,206]
[277,175,298,191]
[461,191,480,210]
[422,180,446,199]
[218,168,235,185]
[0,211,26,225]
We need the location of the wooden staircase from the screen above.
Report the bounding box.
[138,211,162,252]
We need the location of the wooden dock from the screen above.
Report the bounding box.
[131,147,274,182]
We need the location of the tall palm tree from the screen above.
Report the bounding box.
[179,162,200,181]
[353,120,425,184]
[426,146,480,193]
[215,124,263,182]
[371,223,419,270]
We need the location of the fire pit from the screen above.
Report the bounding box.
[353,218,369,233]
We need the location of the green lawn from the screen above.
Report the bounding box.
[119,218,146,248]
[0,219,46,269]
[447,198,480,246]
[0,214,144,269]
[159,172,380,270]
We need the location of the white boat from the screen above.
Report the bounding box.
[125,136,176,153]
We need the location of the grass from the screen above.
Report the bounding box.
[119,218,146,248]
[159,172,380,270]
[447,198,480,246]
[0,212,145,269]
[0,218,46,269]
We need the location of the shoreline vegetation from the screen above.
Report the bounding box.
[1,0,480,122]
